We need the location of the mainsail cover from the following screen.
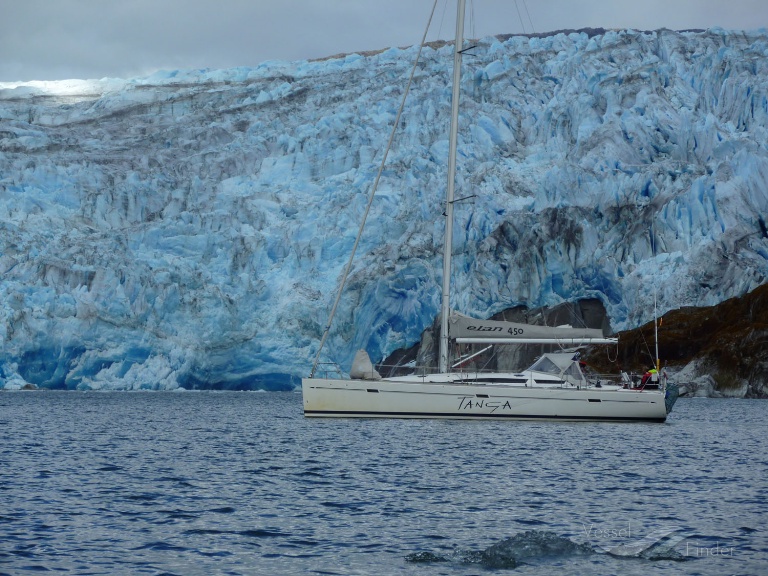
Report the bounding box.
[449,313,614,343]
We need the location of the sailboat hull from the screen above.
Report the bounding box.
[302,378,669,422]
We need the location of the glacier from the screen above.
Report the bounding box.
[1,28,768,390]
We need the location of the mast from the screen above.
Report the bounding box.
[654,288,660,372]
[438,0,466,373]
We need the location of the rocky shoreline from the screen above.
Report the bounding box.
[586,284,768,399]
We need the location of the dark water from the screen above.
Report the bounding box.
[1,392,765,575]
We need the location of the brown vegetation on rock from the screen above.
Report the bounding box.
[584,284,768,397]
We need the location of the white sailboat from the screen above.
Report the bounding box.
[302,0,678,422]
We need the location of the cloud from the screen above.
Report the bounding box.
[1,0,766,82]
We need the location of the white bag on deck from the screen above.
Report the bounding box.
[350,350,381,380]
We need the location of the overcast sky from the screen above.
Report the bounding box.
[1,0,767,82]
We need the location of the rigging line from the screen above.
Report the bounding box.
[638,325,655,367]
[310,0,440,378]
[469,0,476,40]
[436,0,449,43]
[514,0,527,34]
[522,0,536,33]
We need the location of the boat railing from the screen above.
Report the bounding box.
[375,363,437,378]
[376,363,499,378]
[314,362,347,380]
[377,362,612,377]
[373,364,661,390]
[586,373,626,387]
[588,371,671,391]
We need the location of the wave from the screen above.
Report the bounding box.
[405,529,688,568]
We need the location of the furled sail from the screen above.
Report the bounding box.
[449,313,617,344]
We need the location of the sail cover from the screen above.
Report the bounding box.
[449,313,615,344]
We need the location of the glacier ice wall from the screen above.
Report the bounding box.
[1,29,767,389]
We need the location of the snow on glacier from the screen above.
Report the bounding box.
[1,29,768,389]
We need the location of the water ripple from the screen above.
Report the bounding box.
[1,393,765,575]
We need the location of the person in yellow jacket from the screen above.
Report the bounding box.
[640,368,658,387]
